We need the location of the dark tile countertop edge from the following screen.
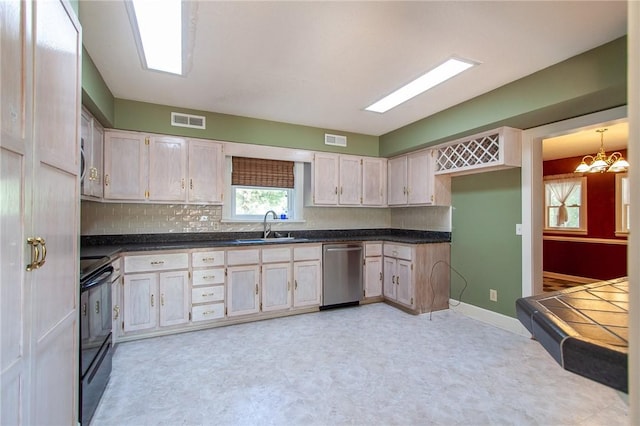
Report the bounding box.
[81,228,451,257]
[515,278,628,393]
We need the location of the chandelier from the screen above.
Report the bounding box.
[574,128,629,173]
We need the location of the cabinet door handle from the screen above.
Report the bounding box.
[82,303,87,316]
[104,174,110,186]
[181,179,185,190]
[26,237,46,271]
[151,294,155,307]
[379,272,382,281]
[190,179,193,190]
[95,300,100,314]
[397,276,400,285]
[202,292,215,297]
[340,186,343,195]
[255,284,259,295]
[201,257,216,262]
[334,187,338,194]
[287,281,290,291]
[202,275,215,280]
[295,280,298,290]
[113,305,120,320]
[161,293,165,306]
[36,237,46,268]
[150,261,165,266]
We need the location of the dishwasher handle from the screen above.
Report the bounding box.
[325,247,363,253]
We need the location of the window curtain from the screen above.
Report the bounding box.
[231,157,294,188]
[547,179,578,226]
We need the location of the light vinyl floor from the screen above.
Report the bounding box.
[91,303,628,425]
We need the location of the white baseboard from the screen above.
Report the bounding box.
[449,299,531,338]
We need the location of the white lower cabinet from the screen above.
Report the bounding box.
[364,243,383,299]
[122,252,189,334]
[261,247,293,312]
[293,245,322,307]
[383,244,414,308]
[227,265,260,316]
[191,250,225,323]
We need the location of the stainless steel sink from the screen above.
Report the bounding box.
[234,237,307,244]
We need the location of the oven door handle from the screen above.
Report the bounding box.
[81,266,114,291]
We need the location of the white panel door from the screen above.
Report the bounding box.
[313,153,339,205]
[104,131,148,200]
[339,155,362,205]
[387,156,407,205]
[293,261,321,307]
[149,135,187,201]
[188,140,223,203]
[124,273,158,332]
[383,257,397,299]
[407,150,433,205]
[159,270,190,327]
[396,259,413,307]
[31,1,80,424]
[362,157,386,206]
[262,263,291,312]
[227,266,260,316]
[364,257,383,298]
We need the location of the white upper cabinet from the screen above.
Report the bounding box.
[148,135,188,201]
[103,130,223,204]
[312,153,340,205]
[362,158,387,206]
[387,149,447,206]
[104,131,148,200]
[338,155,362,205]
[308,153,387,207]
[188,140,223,204]
[81,109,104,200]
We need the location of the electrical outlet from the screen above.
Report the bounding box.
[489,289,498,302]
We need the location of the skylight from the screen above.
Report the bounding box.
[365,58,476,113]
[128,0,183,75]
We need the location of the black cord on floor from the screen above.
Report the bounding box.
[428,260,468,320]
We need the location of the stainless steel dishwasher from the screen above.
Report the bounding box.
[322,243,363,309]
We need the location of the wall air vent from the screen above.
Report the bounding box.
[171,112,206,129]
[324,133,347,147]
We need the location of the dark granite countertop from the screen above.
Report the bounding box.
[516,278,628,393]
[81,228,450,258]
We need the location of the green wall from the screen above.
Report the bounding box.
[81,47,115,127]
[380,37,627,157]
[450,168,522,317]
[113,99,379,155]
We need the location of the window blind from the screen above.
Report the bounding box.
[231,157,294,188]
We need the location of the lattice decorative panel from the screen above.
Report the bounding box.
[436,133,501,172]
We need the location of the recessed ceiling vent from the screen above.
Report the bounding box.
[171,112,206,129]
[324,133,347,147]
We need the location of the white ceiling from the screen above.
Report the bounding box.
[80,1,627,138]
[543,121,629,161]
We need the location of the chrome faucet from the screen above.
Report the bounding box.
[263,210,278,239]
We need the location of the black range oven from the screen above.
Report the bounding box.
[79,256,114,425]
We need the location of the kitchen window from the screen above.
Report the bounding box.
[616,173,630,235]
[544,174,587,233]
[227,157,301,221]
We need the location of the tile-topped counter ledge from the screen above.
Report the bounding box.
[516,278,628,393]
[81,228,451,256]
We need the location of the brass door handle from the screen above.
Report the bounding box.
[294,280,298,290]
[26,237,46,271]
[113,305,120,320]
[104,174,110,186]
[151,294,155,307]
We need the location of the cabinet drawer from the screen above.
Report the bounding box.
[227,249,260,265]
[124,253,188,273]
[192,250,224,268]
[262,247,291,263]
[383,244,413,260]
[192,268,225,286]
[192,303,225,322]
[365,243,382,257]
[191,286,224,304]
[293,245,321,261]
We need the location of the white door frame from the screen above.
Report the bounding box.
[520,105,628,298]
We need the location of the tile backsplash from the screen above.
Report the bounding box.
[81,201,451,235]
